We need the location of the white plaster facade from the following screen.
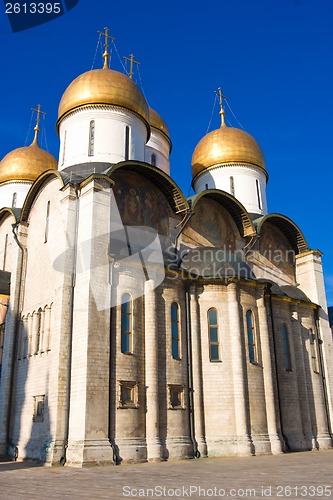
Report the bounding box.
[193,164,268,216]
[0,182,32,210]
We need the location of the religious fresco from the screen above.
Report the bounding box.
[181,198,238,250]
[257,222,295,278]
[112,171,173,236]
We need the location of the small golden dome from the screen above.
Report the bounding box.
[57,68,150,130]
[192,125,266,179]
[149,108,170,139]
[0,137,57,185]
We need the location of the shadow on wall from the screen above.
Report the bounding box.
[6,313,53,465]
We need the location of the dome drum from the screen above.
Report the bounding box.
[57,69,150,137]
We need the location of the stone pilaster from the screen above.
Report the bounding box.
[290,305,313,449]
[65,178,114,466]
[296,251,333,445]
[145,279,161,460]
[0,222,26,458]
[227,282,253,455]
[189,284,207,457]
[257,295,283,454]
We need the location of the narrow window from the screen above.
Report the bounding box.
[121,293,132,353]
[281,324,292,371]
[3,234,8,271]
[230,176,235,196]
[44,201,50,243]
[168,385,184,409]
[208,308,220,361]
[62,130,67,165]
[35,309,42,354]
[125,126,130,161]
[88,120,95,156]
[33,395,45,422]
[0,323,5,379]
[205,183,209,190]
[151,154,156,166]
[256,179,262,210]
[309,329,319,373]
[12,192,17,208]
[246,310,257,364]
[171,302,180,359]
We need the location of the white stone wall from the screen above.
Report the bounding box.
[0,182,31,210]
[194,164,268,215]
[145,128,170,175]
[58,106,148,170]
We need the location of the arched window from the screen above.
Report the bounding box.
[208,308,220,361]
[171,302,180,359]
[309,329,319,373]
[281,324,292,371]
[125,126,130,161]
[35,309,42,354]
[121,293,132,353]
[151,154,156,167]
[256,179,262,210]
[246,310,257,363]
[230,176,235,196]
[12,192,17,208]
[205,183,209,190]
[61,130,67,165]
[88,120,95,156]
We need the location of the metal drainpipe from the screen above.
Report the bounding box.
[6,222,25,459]
[314,307,333,444]
[107,255,121,465]
[268,292,290,452]
[173,202,197,458]
[184,283,199,458]
[60,184,80,465]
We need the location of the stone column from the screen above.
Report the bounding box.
[227,281,253,455]
[256,295,283,454]
[145,279,161,460]
[296,250,333,434]
[66,178,114,466]
[290,305,313,449]
[189,284,207,457]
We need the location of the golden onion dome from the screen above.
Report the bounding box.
[192,123,266,179]
[0,135,57,185]
[57,68,150,131]
[149,107,172,152]
[149,108,170,139]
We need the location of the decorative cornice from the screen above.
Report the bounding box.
[192,161,268,184]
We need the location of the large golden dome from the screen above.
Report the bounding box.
[57,68,150,130]
[192,124,266,179]
[0,137,57,185]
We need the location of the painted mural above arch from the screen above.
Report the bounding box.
[181,197,239,250]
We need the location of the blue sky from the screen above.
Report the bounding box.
[1,0,333,305]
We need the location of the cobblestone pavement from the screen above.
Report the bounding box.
[0,450,332,499]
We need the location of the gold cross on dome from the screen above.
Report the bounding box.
[123,53,140,79]
[31,104,46,131]
[97,27,116,69]
[31,104,46,144]
[215,87,226,126]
